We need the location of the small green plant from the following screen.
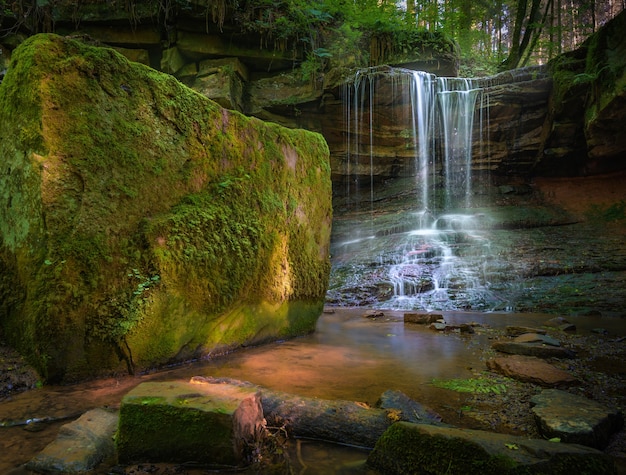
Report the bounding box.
[430,377,509,394]
[586,200,626,223]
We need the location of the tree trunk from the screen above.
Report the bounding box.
[191,376,444,448]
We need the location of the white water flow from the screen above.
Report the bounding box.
[341,67,493,311]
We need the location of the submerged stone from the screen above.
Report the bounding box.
[367,421,616,474]
[27,408,118,473]
[531,389,624,449]
[116,381,265,466]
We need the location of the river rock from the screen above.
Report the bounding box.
[544,316,577,332]
[530,389,624,449]
[492,340,576,359]
[116,381,265,466]
[513,333,561,346]
[377,389,445,425]
[486,355,579,387]
[404,312,442,324]
[505,326,547,337]
[26,408,118,473]
[367,421,615,475]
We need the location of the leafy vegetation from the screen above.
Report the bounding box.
[1,1,622,77]
[431,377,510,394]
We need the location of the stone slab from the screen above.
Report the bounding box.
[404,312,442,324]
[492,340,576,358]
[531,389,624,449]
[116,380,264,466]
[486,355,578,387]
[368,421,616,474]
[26,408,118,473]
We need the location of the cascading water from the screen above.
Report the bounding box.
[331,67,495,311]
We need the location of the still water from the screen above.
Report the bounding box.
[1,308,621,474]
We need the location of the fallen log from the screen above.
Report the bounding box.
[190,376,443,449]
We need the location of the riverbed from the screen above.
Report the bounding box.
[1,308,625,474]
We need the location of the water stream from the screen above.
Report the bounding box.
[3,309,623,474]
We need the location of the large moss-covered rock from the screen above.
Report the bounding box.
[367,422,616,474]
[117,381,265,466]
[0,33,332,382]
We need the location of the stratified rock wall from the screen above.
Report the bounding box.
[0,34,332,382]
[539,9,626,176]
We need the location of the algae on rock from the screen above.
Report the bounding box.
[0,33,332,382]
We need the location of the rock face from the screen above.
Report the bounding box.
[1,4,624,203]
[539,9,626,176]
[0,34,332,382]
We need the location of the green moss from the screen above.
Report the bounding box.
[0,33,331,381]
[368,422,517,474]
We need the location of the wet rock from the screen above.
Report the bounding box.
[505,326,546,337]
[531,389,624,449]
[26,408,118,473]
[486,355,579,387]
[363,310,385,319]
[514,333,561,346]
[404,312,442,324]
[367,421,615,474]
[459,323,475,334]
[545,316,577,332]
[116,381,265,466]
[377,390,445,425]
[491,340,576,359]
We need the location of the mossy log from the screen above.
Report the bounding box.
[191,376,443,449]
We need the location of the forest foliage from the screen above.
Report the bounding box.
[0,1,624,76]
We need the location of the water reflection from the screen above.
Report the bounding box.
[1,308,621,473]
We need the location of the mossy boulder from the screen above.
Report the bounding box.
[0,33,332,382]
[367,422,616,474]
[116,381,265,466]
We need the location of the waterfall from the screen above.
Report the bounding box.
[342,67,483,213]
[337,67,493,311]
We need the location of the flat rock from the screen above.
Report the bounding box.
[363,310,385,319]
[26,408,118,473]
[377,389,445,425]
[545,316,577,332]
[404,312,442,324]
[531,389,624,449]
[486,355,579,387]
[513,332,561,346]
[505,326,546,337]
[367,421,615,474]
[492,340,576,358]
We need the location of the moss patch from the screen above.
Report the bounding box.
[0,33,331,381]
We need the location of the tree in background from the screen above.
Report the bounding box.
[0,0,624,75]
